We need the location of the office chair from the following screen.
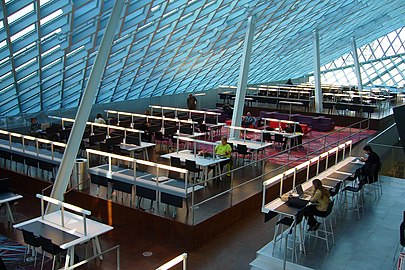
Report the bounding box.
[22,229,41,267]
[39,236,66,270]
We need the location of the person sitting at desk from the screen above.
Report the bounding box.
[94,113,106,124]
[355,145,380,183]
[214,136,232,176]
[29,117,42,137]
[282,123,303,149]
[285,78,293,85]
[242,112,256,128]
[303,179,330,231]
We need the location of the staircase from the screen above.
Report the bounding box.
[250,242,314,270]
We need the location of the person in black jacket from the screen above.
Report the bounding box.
[360,145,380,175]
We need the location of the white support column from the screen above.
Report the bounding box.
[230,16,255,138]
[351,37,363,92]
[48,0,125,211]
[313,29,323,113]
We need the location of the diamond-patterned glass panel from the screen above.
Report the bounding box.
[313,27,405,87]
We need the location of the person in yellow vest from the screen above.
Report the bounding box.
[215,136,233,176]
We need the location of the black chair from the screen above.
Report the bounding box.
[185,160,202,182]
[25,157,38,177]
[0,256,5,270]
[198,124,209,139]
[154,131,169,153]
[329,181,342,222]
[39,161,55,182]
[39,236,66,270]
[112,181,133,206]
[310,200,335,252]
[236,144,252,164]
[0,150,11,169]
[22,229,41,267]
[274,134,284,149]
[272,209,306,262]
[343,180,365,220]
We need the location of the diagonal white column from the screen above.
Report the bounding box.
[230,16,256,138]
[313,29,323,113]
[351,37,363,92]
[48,0,125,211]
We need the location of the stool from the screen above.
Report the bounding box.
[306,200,335,252]
[272,210,306,262]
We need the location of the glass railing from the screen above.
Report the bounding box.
[368,123,405,176]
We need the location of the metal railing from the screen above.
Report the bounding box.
[58,245,120,270]
[189,118,370,224]
[156,253,187,270]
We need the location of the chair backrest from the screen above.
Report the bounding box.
[237,144,248,154]
[22,229,40,248]
[274,134,284,143]
[0,178,10,193]
[170,156,182,168]
[39,236,63,255]
[263,132,272,142]
[185,159,197,171]
[329,182,342,197]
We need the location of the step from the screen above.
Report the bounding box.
[250,255,314,270]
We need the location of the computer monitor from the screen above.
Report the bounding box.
[126,134,140,146]
[179,125,193,135]
[106,135,123,146]
[165,126,177,136]
[118,119,132,128]
[89,133,106,145]
[205,117,218,124]
[148,124,161,133]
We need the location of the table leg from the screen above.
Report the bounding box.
[144,149,149,161]
[64,246,74,269]
[94,236,104,260]
[5,202,15,223]
[203,166,208,186]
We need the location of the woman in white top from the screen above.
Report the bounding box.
[94,113,106,124]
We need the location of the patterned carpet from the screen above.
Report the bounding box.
[195,126,376,167]
[255,127,375,167]
[0,234,52,270]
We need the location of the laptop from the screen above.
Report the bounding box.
[296,184,311,200]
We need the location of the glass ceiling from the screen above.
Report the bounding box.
[0,0,404,116]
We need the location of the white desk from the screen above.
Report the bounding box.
[263,156,362,214]
[120,142,155,160]
[0,192,23,223]
[161,150,229,183]
[14,210,113,269]
[226,138,273,162]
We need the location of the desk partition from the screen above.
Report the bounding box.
[86,149,193,206]
[48,115,144,145]
[0,129,66,163]
[149,105,220,124]
[36,194,91,236]
[104,110,197,134]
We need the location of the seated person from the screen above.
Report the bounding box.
[355,145,380,183]
[29,118,42,136]
[303,179,330,231]
[282,123,303,149]
[94,113,106,124]
[241,112,256,128]
[214,137,233,175]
